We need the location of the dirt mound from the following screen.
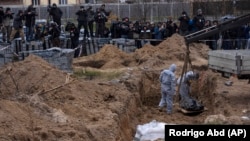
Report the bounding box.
[0,55,138,141]
[73,34,210,70]
[0,33,248,141]
[0,55,68,98]
[133,34,209,68]
[74,45,133,69]
[190,70,218,113]
[72,34,220,123]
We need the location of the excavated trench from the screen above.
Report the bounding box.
[115,67,218,141]
[114,69,162,141]
[2,40,248,141]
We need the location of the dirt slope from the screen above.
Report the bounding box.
[0,34,249,141]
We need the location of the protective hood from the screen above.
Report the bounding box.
[169,64,176,72]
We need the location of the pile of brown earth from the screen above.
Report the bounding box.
[0,54,140,140]
[73,33,216,111]
[0,34,248,141]
[73,33,209,70]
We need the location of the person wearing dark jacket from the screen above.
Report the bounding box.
[0,7,4,42]
[48,21,61,47]
[87,6,95,38]
[2,7,13,43]
[119,17,130,39]
[34,23,48,50]
[68,23,80,57]
[99,4,111,18]
[193,9,206,32]
[178,11,190,36]
[95,8,107,38]
[49,3,63,30]
[24,5,37,42]
[211,20,220,50]
[9,10,25,43]
[0,7,4,27]
[76,6,89,40]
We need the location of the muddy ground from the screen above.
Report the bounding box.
[0,34,249,141]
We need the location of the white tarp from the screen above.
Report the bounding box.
[134,120,175,141]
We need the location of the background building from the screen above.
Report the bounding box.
[0,0,79,6]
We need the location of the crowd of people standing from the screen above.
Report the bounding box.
[0,4,113,46]
[0,4,250,50]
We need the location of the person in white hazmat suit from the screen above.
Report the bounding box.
[158,64,177,114]
[177,71,204,111]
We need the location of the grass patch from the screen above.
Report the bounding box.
[104,71,122,80]
[73,69,123,80]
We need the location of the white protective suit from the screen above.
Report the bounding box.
[158,64,176,114]
[177,71,204,111]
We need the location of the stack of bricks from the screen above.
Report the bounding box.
[30,47,75,73]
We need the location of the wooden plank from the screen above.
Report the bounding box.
[242,56,250,60]
[208,57,237,69]
[208,50,250,76]
[209,50,250,57]
[242,58,250,66]
[208,52,236,60]
[240,70,250,75]
[209,65,238,74]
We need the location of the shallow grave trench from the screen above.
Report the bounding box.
[112,68,218,140]
[2,50,250,140]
